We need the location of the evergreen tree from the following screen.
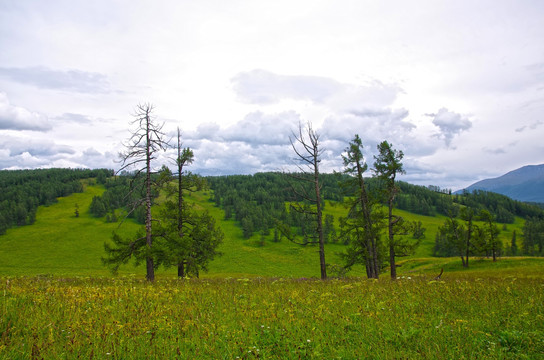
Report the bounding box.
[340,134,383,279]
[510,230,518,256]
[373,140,419,279]
[479,210,501,261]
[154,129,223,278]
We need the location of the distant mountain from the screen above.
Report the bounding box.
[460,164,544,203]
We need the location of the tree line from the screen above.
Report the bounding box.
[208,172,344,241]
[394,182,541,222]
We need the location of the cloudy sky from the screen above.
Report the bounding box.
[1,0,543,190]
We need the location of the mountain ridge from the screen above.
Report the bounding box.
[461,164,544,203]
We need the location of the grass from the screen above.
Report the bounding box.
[1,274,543,359]
[1,181,543,358]
[0,184,141,277]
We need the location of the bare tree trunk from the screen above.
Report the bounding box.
[314,164,326,280]
[288,122,326,280]
[145,113,155,282]
[177,129,185,277]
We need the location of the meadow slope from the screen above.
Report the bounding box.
[0,181,532,278]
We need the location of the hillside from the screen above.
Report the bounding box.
[461,164,544,203]
[0,175,530,278]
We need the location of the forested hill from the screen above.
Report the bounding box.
[2,169,543,238]
[396,181,543,222]
[207,172,544,240]
[0,168,113,234]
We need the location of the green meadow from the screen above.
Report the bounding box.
[2,275,543,359]
[1,182,543,358]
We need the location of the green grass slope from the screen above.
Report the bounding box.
[0,184,141,276]
[0,182,537,279]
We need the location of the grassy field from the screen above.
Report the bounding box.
[1,274,543,359]
[1,182,543,358]
[0,184,141,277]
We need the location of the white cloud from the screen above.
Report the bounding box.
[0,92,51,131]
[428,108,472,146]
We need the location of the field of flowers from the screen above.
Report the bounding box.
[1,274,543,359]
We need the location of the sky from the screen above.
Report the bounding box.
[0,0,543,190]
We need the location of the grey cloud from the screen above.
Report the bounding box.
[0,151,48,170]
[483,147,507,154]
[231,69,401,111]
[55,113,93,124]
[196,122,221,139]
[0,136,75,169]
[516,119,543,132]
[173,112,305,176]
[83,147,102,157]
[0,139,117,170]
[0,66,111,93]
[76,148,117,169]
[0,92,52,131]
[322,108,415,146]
[524,62,544,88]
[429,108,472,146]
[0,136,75,157]
[232,69,342,104]
[221,111,301,146]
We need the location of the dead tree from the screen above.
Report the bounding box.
[286,121,327,280]
[112,103,169,281]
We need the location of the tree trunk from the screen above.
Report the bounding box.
[177,262,185,278]
[389,243,396,279]
[314,162,326,280]
[371,235,379,278]
[388,199,396,280]
[145,113,155,282]
[356,159,378,279]
[465,224,471,268]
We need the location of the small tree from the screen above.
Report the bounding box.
[459,207,476,267]
[103,103,169,281]
[154,128,223,278]
[479,210,501,261]
[522,218,544,256]
[373,140,413,279]
[510,230,518,255]
[74,203,79,218]
[340,134,383,279]
[435,207,476,267]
